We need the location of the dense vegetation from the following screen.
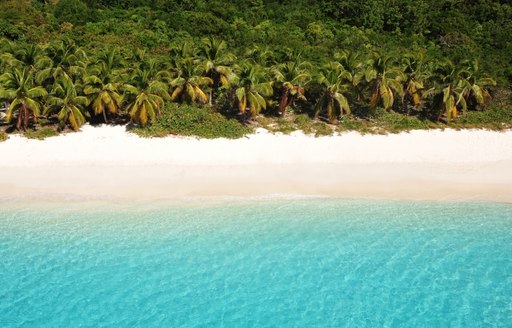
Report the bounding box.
[0,0,511,139]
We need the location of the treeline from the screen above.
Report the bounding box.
[0,0,510,135]
[3,0,511,82]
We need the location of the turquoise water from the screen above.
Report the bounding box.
[0,199,511,327]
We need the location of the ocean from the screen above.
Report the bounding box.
[1,198,511,326]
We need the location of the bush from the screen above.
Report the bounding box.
[0,130,8,142]
[23,127,60,140]
[54,0,92,26]
[0,19,23,40]
[132,104,252,139]
[373,109,434,133]
[453,107,512,130]
[0,0,45,26]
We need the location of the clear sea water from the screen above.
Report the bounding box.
[0,198,511,327]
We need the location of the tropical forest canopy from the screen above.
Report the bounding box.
[0,0,511,137]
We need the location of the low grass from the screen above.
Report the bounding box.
[451,106,512,130]
[450,88,512,130]
[371,110,438,133]
[257,114,335,137]
[0,130,8,142]
[273,117,296,135]
[23,126,59,140]
[132,103,252,139]
[337,117,374,134]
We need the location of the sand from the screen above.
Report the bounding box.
[0,125,511,202]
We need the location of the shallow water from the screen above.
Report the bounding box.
[0,199,511,327]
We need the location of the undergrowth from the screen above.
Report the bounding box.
[23,126,59,140]
[131,104,252,139]
[0,130,8,142]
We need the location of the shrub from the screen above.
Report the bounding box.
[23,127,60,140]
[373,109,434,133]
[0,131,8,142]
[132,104,252,139]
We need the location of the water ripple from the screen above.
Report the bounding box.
[0,199,511,326]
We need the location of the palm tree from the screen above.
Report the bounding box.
[335,50,367,104]
[232,62,273,117]
[271,58,310,115]
[169,41,198,68]
[43,37,88,82]
[44,73,88,131]
[457,60,496,108]
[360,52,405,112]
[0,67,48,130]
[0,41,23,70]
[198,37,235,105]
[244,45,276,66]
[83,76,123,123]
[430,60,496,122]
[401,53,432,114]
[124,68,170,126]
[82,49,125,123]
[314,62,351,123]
[9,43,52,72]
[170,57,212,104]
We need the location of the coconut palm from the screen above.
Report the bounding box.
[0,41,22,69]
[361,52,405,112]
[0,67,48,130]
[44,73,88,131]
[271,58,310,115]
[335,50,367,104]
[170,57,212,104]
[429,61,469,122]
[430,60,496,122]
[198,37,236,105]
[83,75,123,123]
[244,45,275,66]
[43,37,88,81]
[124,68,170,126]
[457,60,496,108]
[9,43,52,72]
[232,62,273,117]
[169,41,198,68]
[401,53,432,114]
[82,49,125,123]
[314,62,352,123]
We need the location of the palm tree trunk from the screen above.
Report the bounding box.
[370,81,380,114]
[279,87,290,115]
[24,106,30,129]
[102,109,108,123]
[17,104,27,130]
[16,108,23,131]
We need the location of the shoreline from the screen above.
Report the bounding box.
[1,125,511,203]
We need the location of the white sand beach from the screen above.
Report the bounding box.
[0,125,511,202]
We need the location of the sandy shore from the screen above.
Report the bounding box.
[0,125,511,202]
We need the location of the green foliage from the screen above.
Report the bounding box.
[0,0,509,138]
[337,118,373,134]
[0,19,23,40]
[451,88,512,130]
[295,117,334,137]
[54,0,92,26]
[372,109,434,133]
[132,104,251,139]
[452,107,512,130]
[0,67,48,130]
[23,126,59,140]
[256,114,334,137]
[0,0,45,26]
[0,130,8,142]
